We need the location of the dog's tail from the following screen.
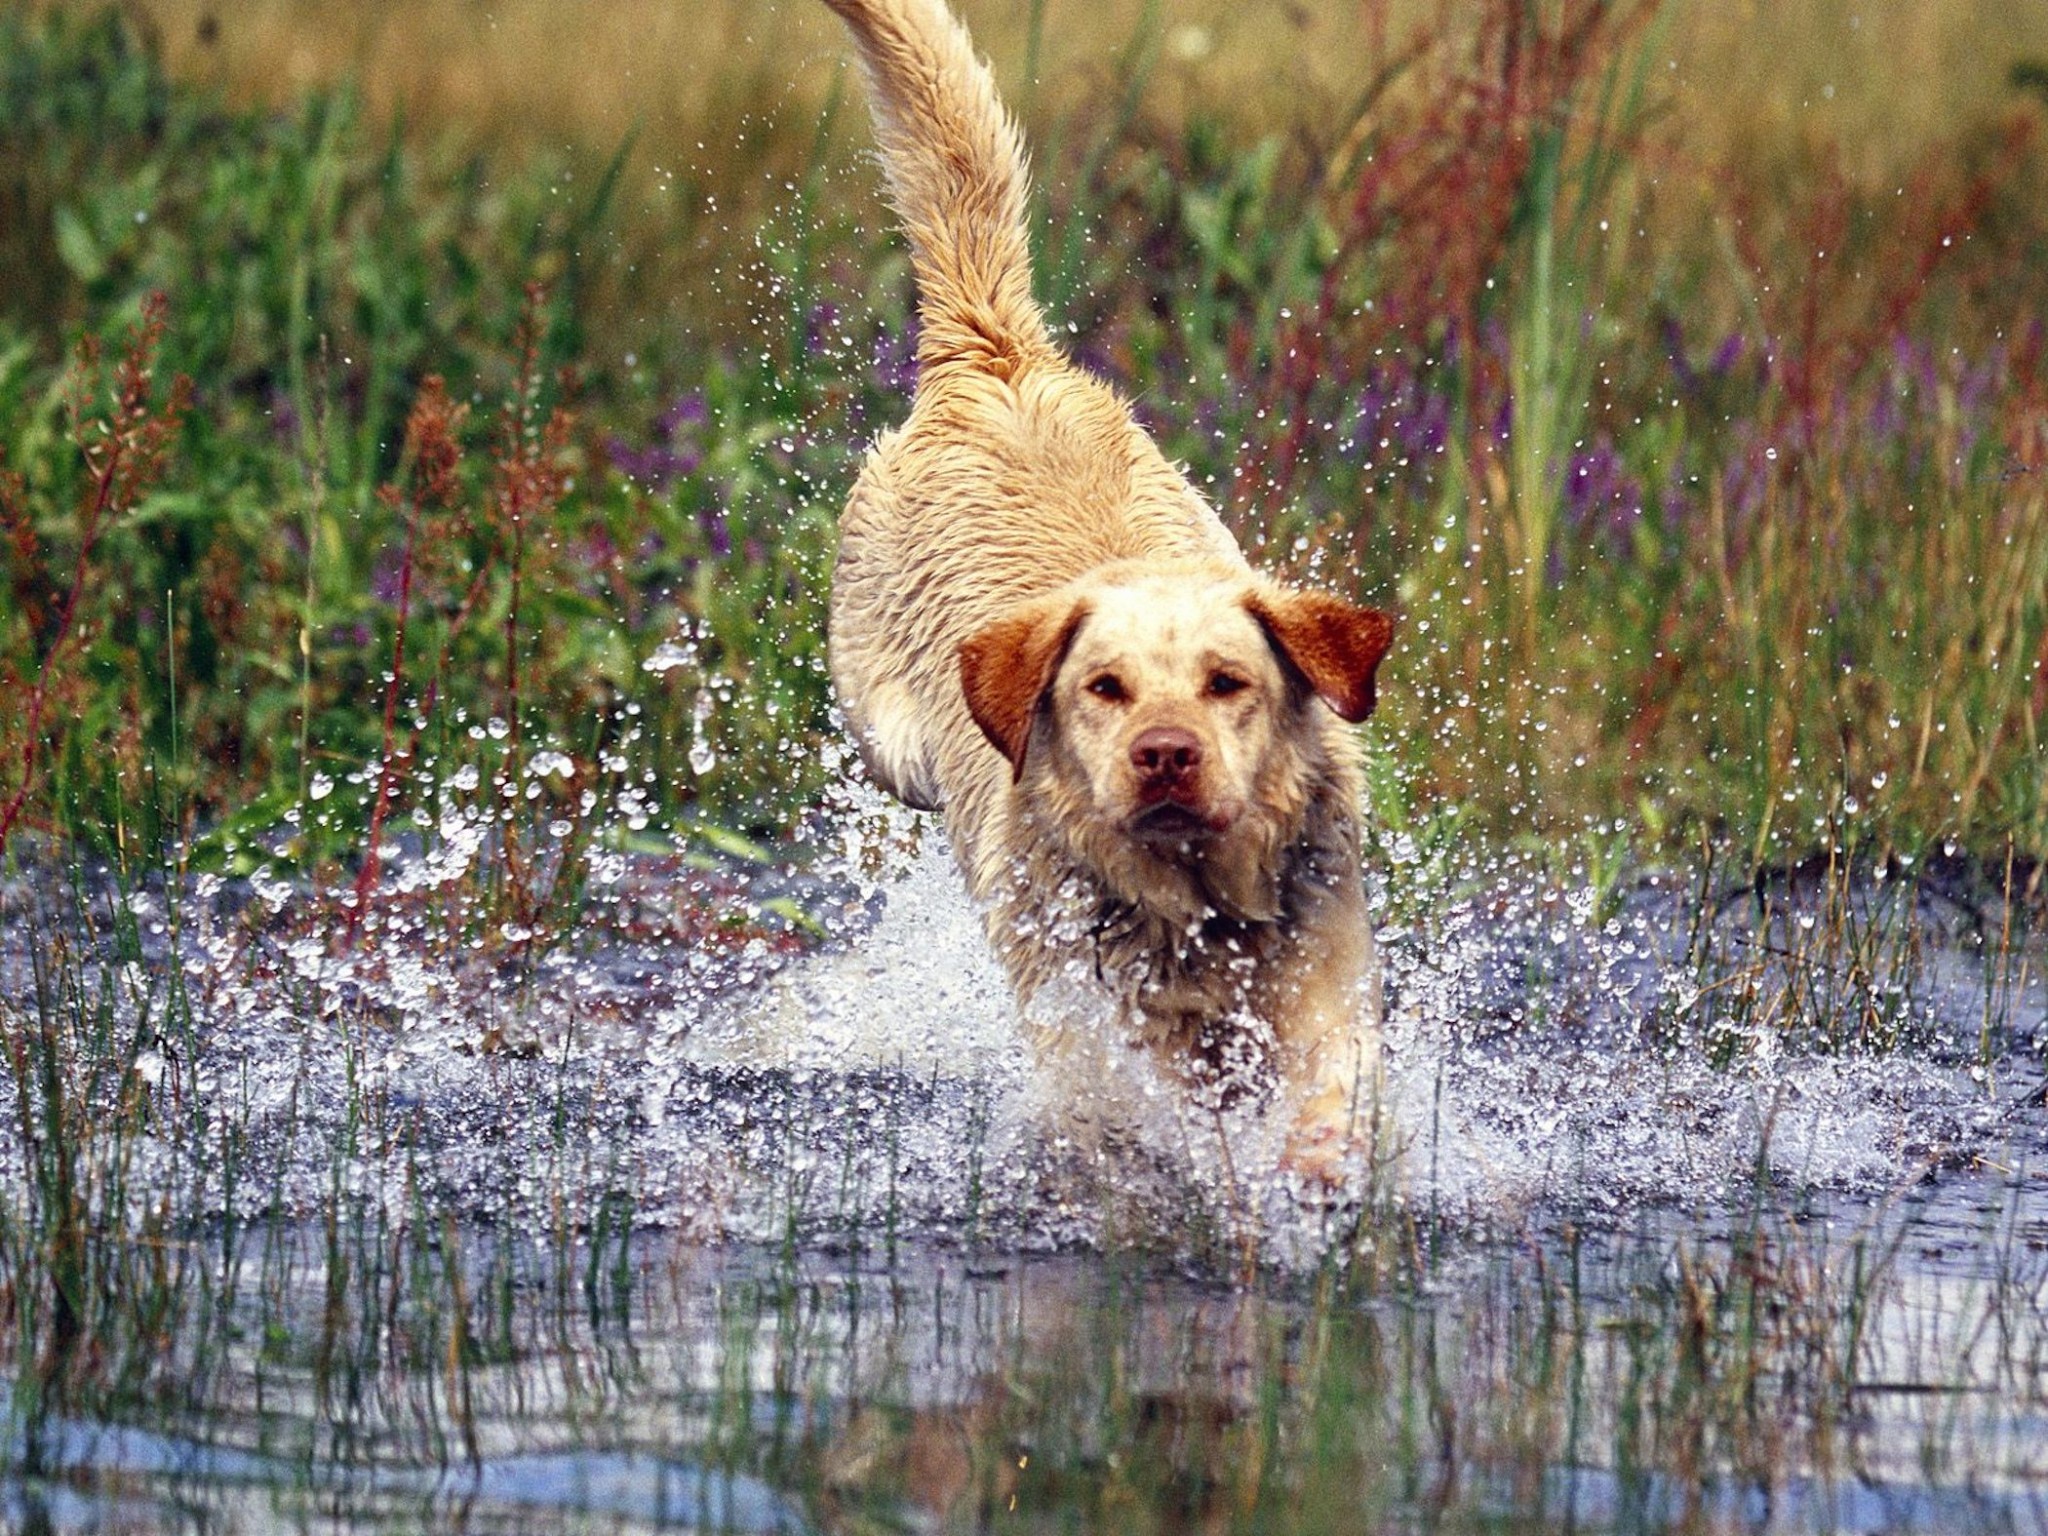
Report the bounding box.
[819,0,1048,378]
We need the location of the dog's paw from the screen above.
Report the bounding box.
[1277,1121,1366,1206]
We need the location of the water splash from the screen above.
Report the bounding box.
[1,772,2040,1262]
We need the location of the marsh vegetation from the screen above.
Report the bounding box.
[1,0,2045,1528]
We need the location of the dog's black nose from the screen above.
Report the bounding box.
[1131,727,1202,781]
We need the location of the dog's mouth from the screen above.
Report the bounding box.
[1129,798,1227,844]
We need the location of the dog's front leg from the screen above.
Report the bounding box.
[1267,920,1383,1188]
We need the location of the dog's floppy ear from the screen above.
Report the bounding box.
[960,597,1088,779]
[1247,588,1396,723]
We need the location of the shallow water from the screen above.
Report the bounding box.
[4,1187,2047,1533]
[0,816,2043,1530]
[9,834,2037,1248]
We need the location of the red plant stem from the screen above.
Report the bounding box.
[495,287,549,926]
[0,438,124,853]
[501,506,529,923]
[504,511,523,734]
[346,496,421,938]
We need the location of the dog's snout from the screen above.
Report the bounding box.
[1130,726,1202,781]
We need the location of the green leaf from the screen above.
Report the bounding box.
[682,819,773,864]
[758,895,824,937]
[53,205,105,283]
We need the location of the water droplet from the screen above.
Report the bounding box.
[688,690,718,776]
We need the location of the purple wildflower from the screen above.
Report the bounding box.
[700,507,732,558]
[369,549,405,607]
[268,385,301,446]
[659,391,708,437]
[1661,314,1698,396]
[1350,356,1453,469]
[1562,433,1644,550]
[607,391,708,492]
[1870,388,1906,447]
[805,301,842,357]
[605,439,702,489]
[1074,339,1120,385]
[871,322,920,396]
[1720,424,1773,528]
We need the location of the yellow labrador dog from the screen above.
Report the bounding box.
[817,0,1395,1177]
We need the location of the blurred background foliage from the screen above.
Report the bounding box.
[0,0,2044,883]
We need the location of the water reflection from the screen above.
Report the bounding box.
[4,1167,2046,1533]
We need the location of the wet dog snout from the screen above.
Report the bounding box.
[1130,726,1202,785]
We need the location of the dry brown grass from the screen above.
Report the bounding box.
[107,1,2048,175]
[53,0,2048,335]
[1672,0,2048,177]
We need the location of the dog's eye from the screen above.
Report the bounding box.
[1207,672,1250,698]
[1086,674,1128,702]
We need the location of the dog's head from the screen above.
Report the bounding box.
[959,564,1394,921]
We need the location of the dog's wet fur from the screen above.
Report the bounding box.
[816,0,1395,1177]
